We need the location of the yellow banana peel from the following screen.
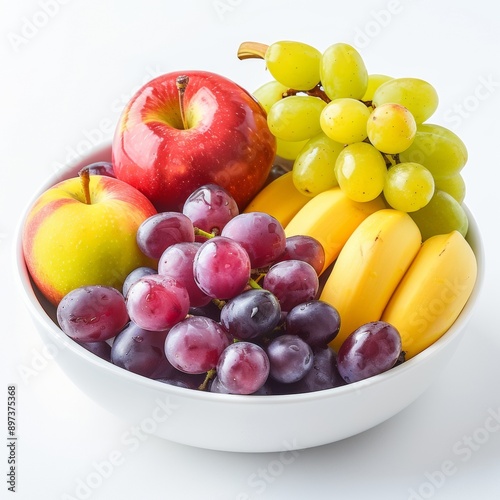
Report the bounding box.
[285,187,386,273]
[381,230,477,359]
[320,209,422,351]
[243,171,310,227]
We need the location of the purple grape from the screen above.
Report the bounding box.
[136,212,195,260]
[193,236,251,299]
[79,161,116,178]
[263,260,319,312]
[266,334,313,384]
[122,266,157,297]
[216,342,270,395]
[182,184,239,239]
[209,375,274,395]
[221,212,286,268]
[158,242,211,307]
[208,376,232,394]
[220,289,281,340]
[285,300,340,347]
[276,235,325,275]
[57,285,129,342]
[77,340,112,362]
[111,322,174,378]
[337,321,402,384]
[274,346,346,394]
[164,316,230,374]
[126,274,190,331]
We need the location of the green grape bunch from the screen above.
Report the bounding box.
[237,39,470,240]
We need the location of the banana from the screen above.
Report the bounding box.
[285,187,386,273]
[243,171,311,227]
[381,230,477,359]
[320,209,422,351]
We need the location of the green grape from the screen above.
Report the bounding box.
[367,103,417,154]
[253,80,289,114]
[384,162,435,212]
[253,80,310,160]
[434,173,466,203]
[276,137,309,160]
[292,132,342,196]
[265,40,321,90]
[334,142,387,202]
[267,95,326,142]
[409,190,469,240]
[320,43,368,100]
[361,74,393,102]
[399,123,468,179]
[320,98,371,144]
[372,77,439,124]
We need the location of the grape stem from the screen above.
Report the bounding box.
[78,167,92,204]
[176,75,189,130]
[194,227,216,239]
[283,84,331,103]
[248,277,262,290]
[237,41,269,60]
[375,149,401,168]
[198,369,216,391]
[212,298,226,310]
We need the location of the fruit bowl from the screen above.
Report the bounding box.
[14,143,484,453]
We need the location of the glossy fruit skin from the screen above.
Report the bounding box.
[22,175,157,306]
[112,70,277,212]
[337,321,402,383]
[111,322,174,379]
[321,209,421,351]
[381,230,477,358]
[56,285,129,342]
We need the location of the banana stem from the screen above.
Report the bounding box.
[237,41,269,60]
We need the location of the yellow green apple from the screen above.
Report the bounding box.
[22,169,157,306]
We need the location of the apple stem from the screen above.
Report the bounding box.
[237,41,269,60]
[176,75,189,130]
[79,167,92,204]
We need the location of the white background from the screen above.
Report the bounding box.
[2,1,500,499]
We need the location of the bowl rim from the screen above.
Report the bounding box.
[13,142,486,405]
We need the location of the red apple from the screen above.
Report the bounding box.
[22,170,157,306]
[111,70,277,212]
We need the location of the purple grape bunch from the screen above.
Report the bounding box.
[56,182,403,396]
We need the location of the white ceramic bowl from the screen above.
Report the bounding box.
[14,144,485,453]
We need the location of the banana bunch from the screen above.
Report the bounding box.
[245,176,478,359]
